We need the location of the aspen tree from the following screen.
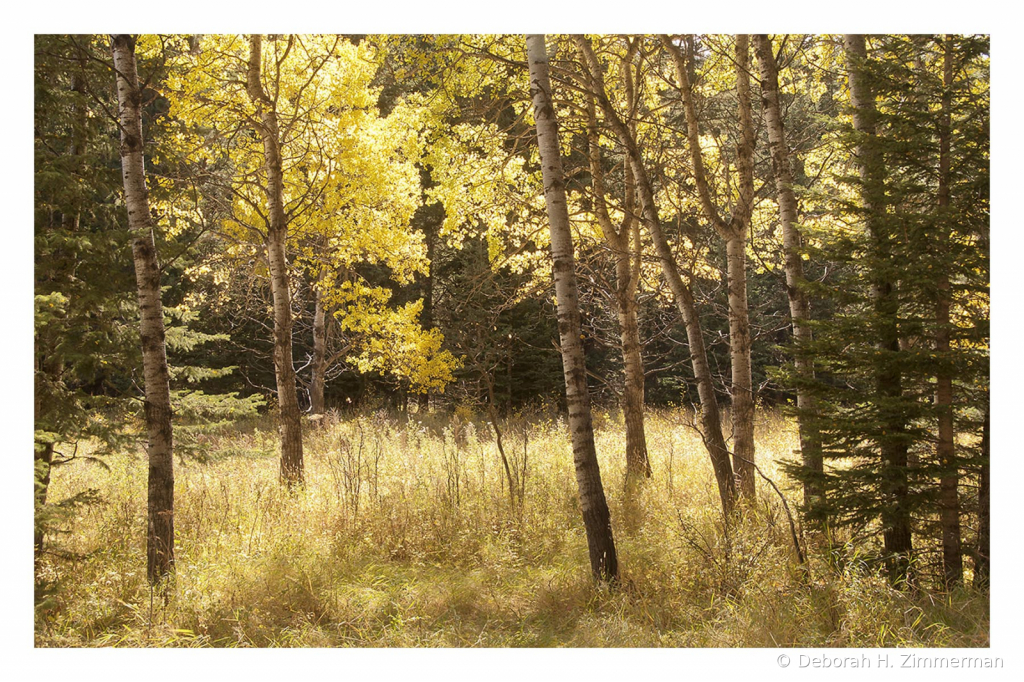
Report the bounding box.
[660,34,757,499]
[112,34,175,582]
[245,35,305,485]
[528,33,617,581]
[752,34,824,511]
[575,35,736,514]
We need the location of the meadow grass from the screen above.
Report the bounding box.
[35,407,989,647]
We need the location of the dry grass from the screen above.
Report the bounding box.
[35,407,989,647]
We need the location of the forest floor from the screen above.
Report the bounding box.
[35,407,989,647]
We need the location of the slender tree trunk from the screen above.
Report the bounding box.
[112,34,175,584]
[528,33,618,581]
[753,34,825,511]
[246,35,304,486]
[728,35,757,498]
[575,36,735,514]
[34,442,54,558]
[935,35,962,586]
[617,267,651,480]
[417,194,438,412]
[310,283,329,417]
[974,405,989,588]
[845,34,912,580]
[584,96,650,481]
[725,232,755,497]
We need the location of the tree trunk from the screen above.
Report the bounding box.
[416,192,438,413]
[935,35,962,586]
[617,265,651,480]
[753,34,824,511]
[576,36,735,513]
[660,34,757,500]
[584,96,650,481]
[728,35,757,498]
[528,33,618,582]
[112,34,175,584]
[725,232,755,498]
[845,34,913,580]
[974,405,989,588]
[34,442,54,558]
[310,282,329,417]
[246,35,304,486]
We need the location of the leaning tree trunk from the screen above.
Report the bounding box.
[753,34,825,511]
[660,34,756,499]
[575,36,735,514]
[934,34,962,586]
[527,33,618,581]
[112,34,175,584]
[845,34,912,580]
[246,34,304,486]
[584,96,650,481]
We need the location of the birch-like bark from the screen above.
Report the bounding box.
[753,34,825,511]
[584,95,650,481]
[935,35,962,586]
[247,35,304,485]
[575,36,735,514]
[845,34,913,576]
[528,34,618,581]
[310,282,329,417]
[660,34,756,499]
[112,34,174,584]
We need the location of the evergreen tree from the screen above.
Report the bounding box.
[791,35,988,585]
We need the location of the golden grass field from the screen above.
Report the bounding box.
[35,407,989,647]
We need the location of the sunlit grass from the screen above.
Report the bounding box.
[36,407,988,647]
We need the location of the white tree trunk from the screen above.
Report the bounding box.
[753,34,824,510]
[112,34,175,584]
[661,34,756,499]
[246,35,304,486]
[576,35,736,514]
[584,97,650,481]
[528,33,618,581]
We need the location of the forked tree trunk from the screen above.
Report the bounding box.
[935,35,962,586]
[246,35,304,486]
[112,34,175,584]
[660,34,756,499]
[845,34,913,579]
[753,34,825,511]
[584,97,650,481]
[527,33,618,581]
[575,36,735,514]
